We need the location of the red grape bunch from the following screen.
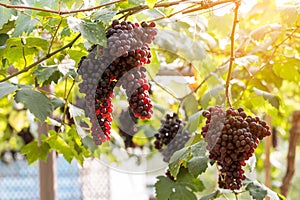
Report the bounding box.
[201,106,271,190]
[77,20,157,145]
[154,113,191,162]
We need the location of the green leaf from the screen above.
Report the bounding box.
[0,0,12,29]
[199,190,221,200]
[176,167,205,192]
[21,141,50,164]
[187,156,208,178]
[82,136,98,152]
[169,140,207,178]
[155,29,206,62]
[33,65,63,86]
[200,84,224,108]
[67,17,106,46]
[0,20,16,34]
[91,9,118,24]
[0,33,9,46]
[187,110,203,133]
[183,94,198,116]
[146,48,160,78]
[0,82,18,98]
[51,97,65,110]
[14,88,53,122]
[25,37,49,51]
[47,134,74,163]
[244,178,285,200]
[155,168,203,200]
[155,176,176,200]
[246,182,268,200]
[13,14,38,37]
[273,59,300,82]
[145,0,157,9]
[253,87,280,109]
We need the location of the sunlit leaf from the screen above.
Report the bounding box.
[253,87,280,109]
[145,0,157,9]
[21,141,50,164]
[67,17,106,46]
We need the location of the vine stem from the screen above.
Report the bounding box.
[225,0,240,107]
[0,0,125,15]
[0,33,81,83]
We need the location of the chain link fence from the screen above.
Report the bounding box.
[0,156,110,200]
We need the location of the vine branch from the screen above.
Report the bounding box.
[0,0,125,15]
[118,0,236,20]
[225,0,240,107]
[0,33,81,83]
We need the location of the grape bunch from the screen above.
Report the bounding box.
[154,113,191,162]
[120,66,152,119]
[77,20,157,145]
[201,106,271,190]
[118,108,139,148]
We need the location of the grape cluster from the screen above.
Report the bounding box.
[120,66,152,119]
[154,113,191,162]
[77,20,157,145]
[201,106,271,190]
[118,109,139,148]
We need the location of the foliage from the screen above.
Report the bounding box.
[0,0,299,199]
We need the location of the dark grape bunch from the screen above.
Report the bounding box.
[77,20,157,145]
[118,109,139,148]
[154,113,191,162]
[201,106,271,190]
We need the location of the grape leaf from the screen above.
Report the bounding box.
[187,156,209,178]
[13,14,38,37]
[183,94,198,116]
[47,134,74,163]
[20,141,50,164]
[67,17,106,46]
[187,110,203,133]
[14,88,53,122]
[91,9,118,24]
[244,178,285,200]
[169,140,207,178]
[33,65,63,86]
[245,182,268,200]
[253,87,280,109]
[0,0,12,29]
[145,0,157,8]
[25,37,49,51]
[0,82,18,98]
[51,97,65,110]
[155,168,204,200]
[273,59,300,82]
[0,33,9,46]
[199,190,221,200]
